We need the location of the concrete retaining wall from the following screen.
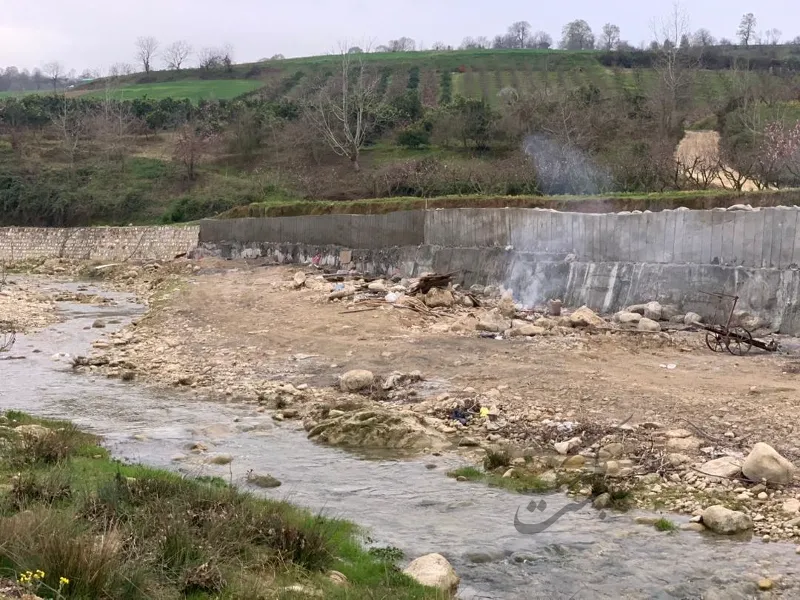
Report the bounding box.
[203,206,800,269]
[200,239,800,334]
[0,226,200,262]
[199,211,425,249]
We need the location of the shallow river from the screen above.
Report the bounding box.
[2,281,798,599]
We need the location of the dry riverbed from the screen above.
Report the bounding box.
[9,257,800,549]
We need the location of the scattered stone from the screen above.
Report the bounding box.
[403,553,460,593]
[637,317,661,332]
[208,454,233,465]
[699,456,742,481]
[742,443,795,485]
[246,472,282,488]
[424,288,455,308]
[328,570,348,586]
[757,578,774,591]
[598,443,625,460]
[292,272,307,289]
[476,310,512,333]
[644,301,662,321]
[593,493,612,509]
[701,505,753,535]
[554,437,582,455]
[339,370,375,393]
[680,522,706,532]
[667,453,692,467]
[634,516,660,525]
[666,436,702,452]
[569,306,605,328]
[507,324,546,337]
[614,311,642,325]
[502,468,515,478]
[367,280,387,293]
[782,498,800,514]
[684,312,703,325]
[562,455,586,470]
[92,319,106,328]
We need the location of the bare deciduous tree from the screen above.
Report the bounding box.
[164,40,192,70]
[304,42,380,172]
[135,36,159,73]
[173,124,215,181]
[737,13,757,46]
[42,61,63,91]
[649,2,695,136]
[601,23,621,50]
[764,28,782,45]
[691,28,716,47]
[529,31,553,49]
[198,47,223,70]
[386,37,416,52]
[508,21,531,49]
[53,95,88,170]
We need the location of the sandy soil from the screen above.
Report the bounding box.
[89,261,800,462]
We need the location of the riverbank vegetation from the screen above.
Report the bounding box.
[0,411,438,599]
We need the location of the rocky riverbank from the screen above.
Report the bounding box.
[9,258,800,544]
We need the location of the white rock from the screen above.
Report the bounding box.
[614,311,641,324]
[368,280,387,292]
[569,306,605,328]
[684,312,703,325]
[339,370,375,392]
[425,288,455,308]
[782,498,800,514]
[699,456,742,481]
[701,505,753,534]
[554,436,582,455]
[292,271,307,288]
[637,317,661,332]
[666,436,701,452]
[403,553,460,593]
[476,310,512,333]
[742,443,796,485]
[644,301,662,321]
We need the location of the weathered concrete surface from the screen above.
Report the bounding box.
[196,240,800,335]
[0,226,199,262]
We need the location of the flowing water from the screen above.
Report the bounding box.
[2,280,799,599]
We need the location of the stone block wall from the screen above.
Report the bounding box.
[0,226,200,262]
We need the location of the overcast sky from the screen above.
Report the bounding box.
[0,0,794,73]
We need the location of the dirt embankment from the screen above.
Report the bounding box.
[676,130,761,192]
[12,258,800,541]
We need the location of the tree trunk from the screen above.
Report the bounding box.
[351,153,361,172]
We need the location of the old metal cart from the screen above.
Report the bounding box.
[697,291,778,355]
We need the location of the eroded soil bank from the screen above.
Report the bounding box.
[4,258,800,597]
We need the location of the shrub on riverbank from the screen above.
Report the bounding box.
[0,411,438,599]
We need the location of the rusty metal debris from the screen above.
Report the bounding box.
[696,290,778,355]
[409,273,455,295]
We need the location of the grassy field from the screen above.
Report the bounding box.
[79,80,264,102]
[0,411,439,599]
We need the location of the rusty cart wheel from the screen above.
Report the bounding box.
[705,331,726,353]
[725,326,753,356]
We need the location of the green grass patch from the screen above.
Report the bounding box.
[446,466,558,494]
[80,80,264,102]
[0,411,440,599]
[654,517,678,532]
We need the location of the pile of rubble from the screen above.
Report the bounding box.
[298,269,705,339]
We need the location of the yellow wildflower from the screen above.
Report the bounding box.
[59,576,70,586]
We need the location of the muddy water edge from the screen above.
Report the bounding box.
[2,279,799,600]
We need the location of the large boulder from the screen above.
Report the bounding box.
[292,272,307,289]
[701,505,753,535]
[569,306,605,328]
[339,370,375,393]
[403,553,459,594]
[742,443,796,485]
[507,324,546,337]
[637,318,661,332]
[684,312,703,325]
[644,301,663,321]
[476,310,512,333]
[614,311,642,325]
[660,305,682,321]
[425,288,455,308]
[307,409,446,451]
